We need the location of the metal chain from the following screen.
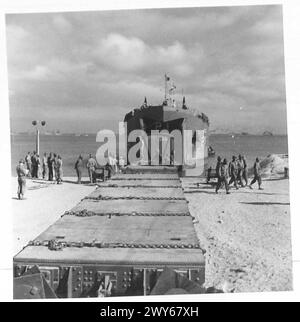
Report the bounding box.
[111,178,179,181]
[83,196,186,201]
[63,210,191,217]
[98,184,182,189]
[27,239,203,251]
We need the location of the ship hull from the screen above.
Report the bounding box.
[124,105,209,176]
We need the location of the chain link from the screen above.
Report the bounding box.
[98,184,182,189]
[111,178,179,181]
[28,239,203,251]
[63,210,191,217]
[83,196,186,201]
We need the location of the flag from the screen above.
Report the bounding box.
[169,84,176,93]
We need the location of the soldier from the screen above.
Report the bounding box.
[216,159,230,194]
[206,167,212,184]
[229,156,239,190]
[56,155,63,184]
[87,154,97,183]
[75,155,84,184]
[216,156,222,176]
[249,157,263,190]
[31,151,37,178]
[237,154,245,187]
[42,153,47,179]
[47,153,54,181]
[211,156,221,183]
[25,152,32,178]
[53,153,58,182]
[242,155,248,187]
[16,159,28,200]
[36,154,41,179]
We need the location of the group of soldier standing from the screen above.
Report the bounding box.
[215,154,263,194]
[74,154,98,184]
[16,151,63,200]
[24,151,63,184]
[74,153,125,184]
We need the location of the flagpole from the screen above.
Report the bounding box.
[164,74,167,101]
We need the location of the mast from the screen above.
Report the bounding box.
[164,74,168,101]
[164,74,170,104]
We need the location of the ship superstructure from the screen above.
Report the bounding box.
[124,76,210,176]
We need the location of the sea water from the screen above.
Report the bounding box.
[10,134,289,176]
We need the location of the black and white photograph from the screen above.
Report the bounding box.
[1,1,298,301]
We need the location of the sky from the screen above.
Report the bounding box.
[6,5,287,135]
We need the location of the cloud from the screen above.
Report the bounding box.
[5,5,287,134]
[52,15,72,34]
[93,33,200,77]
[95,33,147,71]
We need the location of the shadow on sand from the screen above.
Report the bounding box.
[240,202,290,206]
[263,177,288,182]
[184,190,217,195]
[62,179,97,186]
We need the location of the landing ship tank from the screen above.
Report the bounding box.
[124,94,210,176]
[13,78,209,298]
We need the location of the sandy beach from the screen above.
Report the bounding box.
[12,177,96,255]
[182,177,292,293]
[12,156,293,293]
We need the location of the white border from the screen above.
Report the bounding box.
[0,0,299,302]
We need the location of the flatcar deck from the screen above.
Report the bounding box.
[14,167,205,298]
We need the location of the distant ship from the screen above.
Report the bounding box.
[263,131,273,136]
[124,75,210,176]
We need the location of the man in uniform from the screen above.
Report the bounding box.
[242,155,248,187]
[249,157,263,190]
[237,154,245,187]
[56,155,63,184]
[216,156,222,176]
[229,156,239,190]
[214,156,222,184]
[87,154,97,183]
[75,155,84,184]
[47,153,54,181]
[53,153,58,182]
[25,152,32,178]
[216,159,230,194]
[42,153,47,179]
[16,159,28,200]
[31,151,38,178]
